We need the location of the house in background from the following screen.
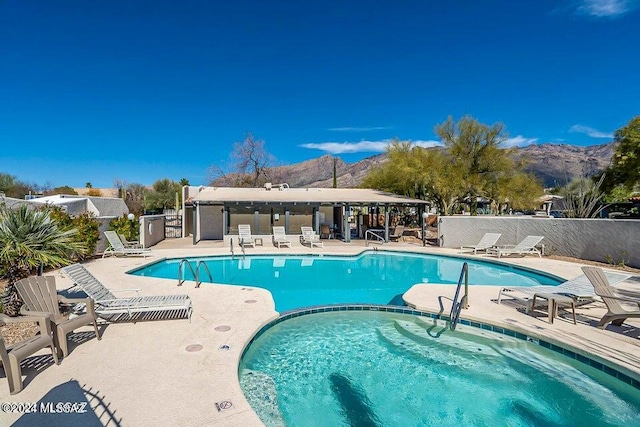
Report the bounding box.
[27,194,128,217]
[182,184,429,244]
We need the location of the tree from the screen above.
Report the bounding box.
[48,186,78,195]
[602,116,640,193]
[86,188,103,197]
[113,178,128,200]
[124,183,148,215]
[178,178,190,187]
[436,116,517,214]
[362,117,542,215]
[144,178,180,212]
[231,133,275,187]
[0,204,87,315]
[85,182,93,188]
[0,173,38,199]
[361,141,465,215]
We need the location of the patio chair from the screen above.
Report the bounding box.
[459,233,502,255]
[15,276,101,359]
[103,230,152,258]
[486,235,544,258]
[272,226,292,248]
[389,225,405,242]
[497,270,632,306]
[582,266,640,329]
[320,224,332,239]
[238,224,256,248]
[118,233,142,249]
[300,226,323,248]
[61,263,192,322]
[0,313,59,394]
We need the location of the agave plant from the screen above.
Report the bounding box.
[0,203,87,315]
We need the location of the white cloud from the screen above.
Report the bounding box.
[569,124,614,138]
[326,126,391,132]
[503,135,539,147]
[577,0,638,17]
[300,139,441,154]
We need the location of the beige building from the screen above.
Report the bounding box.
[182,185,428,243]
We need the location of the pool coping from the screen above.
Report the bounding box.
[240,304,640,391]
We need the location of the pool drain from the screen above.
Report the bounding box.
[215,400,234,412]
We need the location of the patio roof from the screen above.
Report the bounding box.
[191,187,428,205]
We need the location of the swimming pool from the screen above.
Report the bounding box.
[130,251,562,312]
[239,310,640,426]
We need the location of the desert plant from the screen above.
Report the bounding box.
[561,174,608,218]
[0,204,87,315]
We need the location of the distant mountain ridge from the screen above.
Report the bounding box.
[213,142,616,189]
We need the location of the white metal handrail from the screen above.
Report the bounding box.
[178,259,196,287]
[365,229,385,247]
[195,260,213,288]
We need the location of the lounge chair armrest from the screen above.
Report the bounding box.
[112,288,142,296]
[599,293,640,305]
[57,295,91,304]
[19,307,53,318]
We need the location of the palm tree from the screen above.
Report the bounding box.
[0,204,87,316]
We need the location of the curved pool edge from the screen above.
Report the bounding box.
[402,287,640,386]
[124,247,567,284]
[238,303,640,395]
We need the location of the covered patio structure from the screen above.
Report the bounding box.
[182,185,429,244]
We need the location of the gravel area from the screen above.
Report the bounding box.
[0,279,39,345]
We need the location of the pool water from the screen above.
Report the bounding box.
[239,311,640,427]
[130,251,561,312]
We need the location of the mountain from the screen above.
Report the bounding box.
[213,142,616,189]
[512,142,615,187]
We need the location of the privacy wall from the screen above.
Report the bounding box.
[438,216,640,268]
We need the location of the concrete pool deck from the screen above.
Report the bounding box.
[1,238,639,426]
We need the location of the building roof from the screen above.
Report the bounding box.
[27,194,129,217]
[191,187,428,205]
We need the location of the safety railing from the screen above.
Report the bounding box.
[365,229,385,247]
[178,259,197,287]
[195,260,213,288]
[449,262,469,330]
[178,259,212,288]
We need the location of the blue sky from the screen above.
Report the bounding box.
[1,0,639,188]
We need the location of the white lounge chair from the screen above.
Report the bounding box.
[238,224,256,248]
[459,233,501,255]
[118,233,142,249]
[486,235,544,258]
[582,266,640,329]
[61,263,192,322]
[300,226,323,248]
[103,231,152,258]
[272,226,291,248]
[497,270,633,306]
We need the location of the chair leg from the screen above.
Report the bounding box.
[56,326,68,358]
[8,354,23,395]
[50,343,59,365]
[93,319,101,341]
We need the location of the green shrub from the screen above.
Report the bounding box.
[49,206,100,259]
[109,214,140,241]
